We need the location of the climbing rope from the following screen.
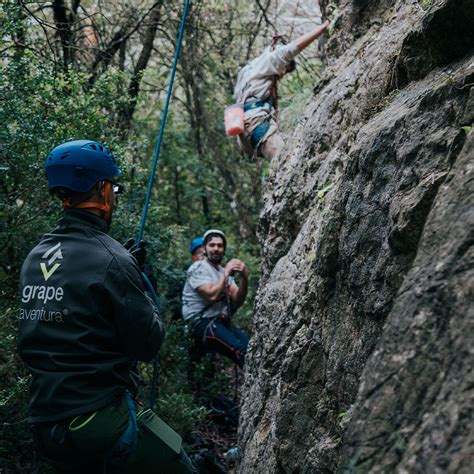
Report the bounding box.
[136,0,191,244]
[133,0,191,409]
[140,271,160,408]
[274,0,279,32]
[288,0,301,40]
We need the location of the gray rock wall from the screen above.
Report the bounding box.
[239,0,473,472]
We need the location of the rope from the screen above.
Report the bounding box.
[134,0,191,408]
[274,0,279,29]
[271,0,282,50]
[136,0,191,244]
[288,0,301,40]
[141,271,161,408]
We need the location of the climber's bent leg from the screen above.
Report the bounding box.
[259,130,284,160]
[202,318,249,368]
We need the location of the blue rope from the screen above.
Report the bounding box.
[136,0,191,243]
[141,271,159,306]
[141,270,161,408]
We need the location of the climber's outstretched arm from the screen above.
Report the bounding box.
[294,20,330,52]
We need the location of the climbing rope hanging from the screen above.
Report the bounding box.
[288,0,301,40]
[136,0,191,244]
[271,0,282,49]
[133,0,190,409]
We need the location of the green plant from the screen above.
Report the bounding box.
[1,0,265,466]
[327,6,342,35]
[317,183,334,201]
[419,0,433,10]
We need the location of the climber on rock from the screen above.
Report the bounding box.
[233,19,330,160]
[181,229,249,368]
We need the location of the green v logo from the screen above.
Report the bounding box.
[40,242,63,281]
[40,262,61,281]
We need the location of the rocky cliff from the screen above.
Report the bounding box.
[239,0,473,472]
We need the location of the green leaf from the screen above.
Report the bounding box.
[317,183,334,201]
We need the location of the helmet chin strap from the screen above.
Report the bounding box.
[62,181,113,222]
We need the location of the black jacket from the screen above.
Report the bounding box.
[17,209,164,423]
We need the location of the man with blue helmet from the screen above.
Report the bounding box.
[17,139,195,473]
[189,236,205,262]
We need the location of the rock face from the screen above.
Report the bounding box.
[239,0,473,472]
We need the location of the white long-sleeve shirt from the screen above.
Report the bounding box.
[234,42,300,123]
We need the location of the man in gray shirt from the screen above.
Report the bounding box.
[234,20,330,160]
[182,229,249,368]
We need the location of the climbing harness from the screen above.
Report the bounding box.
[32,391,138,470]
[106,391,139,465]
[250,121,272,149]
[243,99,273,113]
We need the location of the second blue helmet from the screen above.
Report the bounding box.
[189,236,204,254]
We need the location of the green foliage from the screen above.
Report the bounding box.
[0,25,132,472]
[0,375,29,409]
[327,5,342,35]
[317,183,334,201]
[146,323,209,436]
[279,61,323,135]
[158,392,208,437]
[0,1,265,468]
[0,54,129,284]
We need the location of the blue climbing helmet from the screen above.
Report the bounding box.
[45,139,121,193]
[189,236,204,254]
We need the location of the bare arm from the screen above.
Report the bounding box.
[228,261,248,308]
[197,273,228,303]
[196,259,244,303]
[231,273,248,308]
[294,20,330,52]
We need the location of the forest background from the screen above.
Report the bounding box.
[0,0,325,469]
